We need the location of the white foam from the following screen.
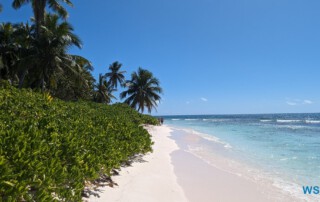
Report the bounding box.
[195,132,227,145]
[202,118,228,121]
[272,177,318,201]
[187,145,204,152]
[305,120,320,124]
[277,125,306,130]
[185,119,197,121]
[276,119,302,123]
[279,157,297,161]
[180,128,231,148]
[171,119,180,121]
[260,119,272,122]
[200,134,221,142]
[224,144,233,149]
[202,118,230,122]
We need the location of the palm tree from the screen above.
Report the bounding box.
[120,68,162,113]
[105,61,126,89]
[94,74,116,104]
[26,14,82,90]
[12,22,36,88]
[0,15,92,98]
[0,23,17,81]
[12,0,73,36]
[53,55,95,101]
[0,22,27,83]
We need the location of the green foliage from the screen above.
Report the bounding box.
[105,61,126,89]
[93,74,116,104]
[0,17,95,100]
[0,85,157,201]
[121,67,163,113]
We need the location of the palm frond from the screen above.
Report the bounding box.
[120,67,162,113]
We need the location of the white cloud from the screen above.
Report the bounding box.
[201,97,208,102]
[303,100,313,104]
[286,101,297,106]
[186,101,190,104]
[286,99,314,106]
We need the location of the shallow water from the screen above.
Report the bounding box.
[163,113,320,200]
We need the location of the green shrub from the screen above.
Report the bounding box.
[0,85,156,201]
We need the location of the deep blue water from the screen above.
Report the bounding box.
[162,113,320,197]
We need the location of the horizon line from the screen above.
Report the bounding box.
[153,112,320,117]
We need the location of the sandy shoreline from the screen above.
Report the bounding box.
[170,127,305,202]
[87,125,303,202]
[87,125,187,202]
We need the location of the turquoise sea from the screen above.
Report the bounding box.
[163,113,320,200]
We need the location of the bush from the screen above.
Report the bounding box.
[0,85,156,201]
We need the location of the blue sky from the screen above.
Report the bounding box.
[2,0,320,115]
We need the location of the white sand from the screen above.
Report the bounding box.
[87,125,303,202]
[87,125,187,202]
[170,128,305,202]
[172,150,302,202]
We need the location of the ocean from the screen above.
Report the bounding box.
[163,113,320,200]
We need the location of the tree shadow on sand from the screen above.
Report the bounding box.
[82,154,148,199]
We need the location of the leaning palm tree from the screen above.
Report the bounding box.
[94,74,116,104]
[105,61,126,89]
[120,68,162,113]
[12,0,73,36]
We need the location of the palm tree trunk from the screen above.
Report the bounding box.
[18,69,27,89]
[40,78,45,91]
[33,0,46,37]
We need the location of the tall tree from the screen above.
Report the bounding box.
[53,55,95,101]
[21,14,82,90]
[12,0,73,36]
[120,68,162,113]
[0,23,16,81]
[0,15,93,98]
[0,22,29,83]
[105,61,126,89]
[94,73,116,104]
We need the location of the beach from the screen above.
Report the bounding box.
[88,125,303,202]
[87,125,187,202]
[2,1,319,201]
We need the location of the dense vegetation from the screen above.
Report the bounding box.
[0,81,157,201]
[0,2,162,200]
